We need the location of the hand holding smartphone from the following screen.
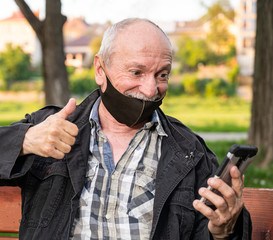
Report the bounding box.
[200,144,258,205]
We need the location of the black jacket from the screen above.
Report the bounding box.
[0,90,252,240]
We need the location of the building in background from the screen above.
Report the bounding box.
[63,18,108,68]
[235,0,257,76]
[0,3,257,74]
[0,11,41,66]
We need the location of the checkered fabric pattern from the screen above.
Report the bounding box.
[70,98,167,240]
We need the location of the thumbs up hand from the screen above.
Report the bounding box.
[21,98,79,159]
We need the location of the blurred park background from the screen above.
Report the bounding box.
[0,0,272,188]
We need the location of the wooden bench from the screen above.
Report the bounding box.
[0,187,272,239]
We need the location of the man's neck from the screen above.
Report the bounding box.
[98,102,145,164]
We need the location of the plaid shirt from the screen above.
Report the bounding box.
[70,98,167,240]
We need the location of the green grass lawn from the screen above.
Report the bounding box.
[0,101,43,126]
[1,95,251,131]
[162,95,251,132]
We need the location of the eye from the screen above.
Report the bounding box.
[131,70,141,76]
[157,72,169,81]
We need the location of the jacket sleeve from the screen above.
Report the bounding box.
[0,114,37,185]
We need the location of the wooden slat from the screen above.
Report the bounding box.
[0,237,18,240]
[243,188,273,240]
[0,187,272,239]
[0,187,21,233]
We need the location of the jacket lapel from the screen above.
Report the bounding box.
[66,90,100,195]
[151,109,204,238]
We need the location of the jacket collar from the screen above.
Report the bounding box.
[66,90,100,195]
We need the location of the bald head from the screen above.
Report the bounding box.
[98,18,172,66]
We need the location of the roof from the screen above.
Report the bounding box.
[65,33,95,47]
[0,11,39,22]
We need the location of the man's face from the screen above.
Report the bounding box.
[100,21,172,101]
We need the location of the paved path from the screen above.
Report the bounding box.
[196,132,248,141]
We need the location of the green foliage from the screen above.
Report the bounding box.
[69,69,98,96]
[176,73,236,97]
[203,0,235,54]
[0,43,33,89]
[167,82,185,95]
[175,0,236,70]
[205,77,236,97]
[183,74,211,96]
[227,65,239,85]
[176,36,213,71]
[67,66,76,76]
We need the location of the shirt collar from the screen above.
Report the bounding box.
[89,97,101,129]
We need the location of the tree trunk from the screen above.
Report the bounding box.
[248,0,273,168]
[15,0,70,106]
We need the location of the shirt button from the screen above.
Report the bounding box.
[105,213,111,219]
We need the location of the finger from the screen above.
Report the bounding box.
[193,199,218,221]
[207,178,236,209]
[50,148,65,160]
[41,142,65,159]
[230,166,244,198]
[47,128,76,151]
[59,132,77,146]
[55,98,77,119]
[62,121,79,137]
[198,186,228,212]
[54,140,72,154]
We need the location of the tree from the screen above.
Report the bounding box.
[15,0,70,105]
[248,0,273,168]
[176,36,213,71]
[0,43,32,89]
[201,0,235,54]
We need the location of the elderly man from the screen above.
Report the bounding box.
[0,18,251,240]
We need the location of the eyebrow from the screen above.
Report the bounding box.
[125,62,172,72]
[125,62,147,70]
[158,64,172,72]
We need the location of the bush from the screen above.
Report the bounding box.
[0,44,33,89]
[183,74,210,96]
[227,65,239,85]
[205,78,236,97]
[69,69,98,96]
[168,82,185,95]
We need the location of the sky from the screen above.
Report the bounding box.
[0,0,239,24]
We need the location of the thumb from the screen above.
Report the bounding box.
[56,98,77,119]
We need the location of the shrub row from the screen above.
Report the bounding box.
[168,76,237,97]
[69,68,98,96]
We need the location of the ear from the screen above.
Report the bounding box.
[94,54,106,88]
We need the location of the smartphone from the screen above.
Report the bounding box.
[200,144,258,205]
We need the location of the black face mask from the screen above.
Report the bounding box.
[99,74,164,127]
